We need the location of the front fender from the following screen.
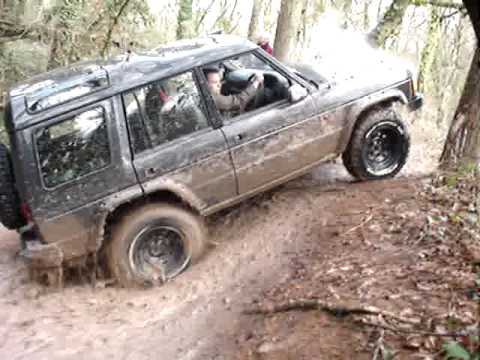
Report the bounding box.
[337,86,408,153]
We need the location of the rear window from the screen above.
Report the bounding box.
[35,107,111,188]
[25,67,109,113]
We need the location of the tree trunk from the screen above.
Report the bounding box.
[439,1,480,168]
[439,47,480,168]
[273,0,298,62]
[463,0,480,41]
[368,0,410,47]
[416,6,441,92]
[47,29,61,70]
[176,0,193,39]
[248,0,262,40]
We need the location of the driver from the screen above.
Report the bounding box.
[204,66,263,116]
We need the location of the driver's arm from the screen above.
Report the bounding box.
[213,75,263,112]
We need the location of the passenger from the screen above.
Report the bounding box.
[257,32,273,55]
[204,66,263,115]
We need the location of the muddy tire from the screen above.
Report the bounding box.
[0,143,24,229]
[106,203,207,287]
[342,107,410,181]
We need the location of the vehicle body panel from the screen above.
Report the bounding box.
[133,127,236,210]
[2,35,422,268]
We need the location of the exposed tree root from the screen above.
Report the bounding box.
[244,298,420,325]
[357,319,469,338]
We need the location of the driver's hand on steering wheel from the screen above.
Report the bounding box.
[252,74,264,89]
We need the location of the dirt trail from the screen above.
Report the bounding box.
[0,165,429,360]
[0,117,457,359]
[0,163,347,359]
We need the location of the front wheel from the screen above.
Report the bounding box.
[342,107,410,181]
[106,203,207,287]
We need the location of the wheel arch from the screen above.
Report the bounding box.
[95,180,206,252]
[338,89,407,154]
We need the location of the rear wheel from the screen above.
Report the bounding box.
[342,107,410,181]
[106,203,207,287]
[0,143,25,229]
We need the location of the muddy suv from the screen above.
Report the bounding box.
[0,35,422,286]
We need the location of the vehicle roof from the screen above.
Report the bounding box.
[7,35,257,131]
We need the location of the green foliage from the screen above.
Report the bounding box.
[381,344,394,360]
[176,0,194,39]
[445,174,459,187]
[443,341,479,360]
[0,0,153,97]
[458,162,479,176]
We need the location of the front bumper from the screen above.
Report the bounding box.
[408,93,424,111]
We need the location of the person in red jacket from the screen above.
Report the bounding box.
[257,33,273,56]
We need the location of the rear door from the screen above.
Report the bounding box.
[122,70,236,209]
[27,97,139,247]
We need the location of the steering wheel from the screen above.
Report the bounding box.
[264,72,289,101]
[244,74,265,111]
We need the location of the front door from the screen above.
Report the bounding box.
[221,97,318,194]
[198,50,332,196]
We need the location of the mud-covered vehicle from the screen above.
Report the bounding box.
[0,35,422,286]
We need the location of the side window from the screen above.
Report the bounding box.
[202,52,293,120]
[223,52,274,71]
[35,107,110,188]
[123,71,209,153]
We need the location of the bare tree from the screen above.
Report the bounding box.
[369,0,464,47]
[439,0,480,168]
[177,0,193,39]
[440,47,480,168]
[273,0,299,62]
[416,6,441,92]
[463,0,480,39]
[248,0,263,40]
[369,0,410,47]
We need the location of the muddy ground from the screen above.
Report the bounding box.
[0,118,476,359]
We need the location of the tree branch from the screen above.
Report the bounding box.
[101,0,132,57]
[0,17,45,44]
[195,0,216,33]
[411,0,465,11]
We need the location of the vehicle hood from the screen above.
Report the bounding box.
[289,40,414,89]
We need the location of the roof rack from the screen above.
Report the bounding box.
[25,66,109,113]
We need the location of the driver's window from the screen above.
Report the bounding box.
[223,53,272,71]
[202,52,291,121]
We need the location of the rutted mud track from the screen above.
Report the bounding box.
[0,117,453,359]
[0,163,422,359]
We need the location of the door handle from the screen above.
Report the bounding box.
[145,167,157,178]
[235,133,244,141]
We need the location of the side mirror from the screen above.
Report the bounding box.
[288,84,308,103]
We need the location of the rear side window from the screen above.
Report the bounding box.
[35,107,110,188]
[123,71,209,154]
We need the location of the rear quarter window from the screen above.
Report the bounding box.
[34,107,111,188]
